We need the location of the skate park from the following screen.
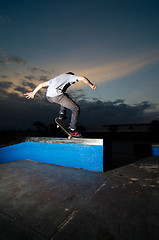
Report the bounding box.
[0,136,159,240]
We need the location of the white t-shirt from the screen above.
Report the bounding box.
[46,73,78,97]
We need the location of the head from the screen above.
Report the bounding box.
[66,72,75,75]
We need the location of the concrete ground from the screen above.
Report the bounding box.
[0,156,159,240]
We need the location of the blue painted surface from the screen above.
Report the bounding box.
[0,143,27,163]
[0,140,105,172]
[152,147,159,156]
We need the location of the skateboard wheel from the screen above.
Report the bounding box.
[68,135,72,139]
[57,125,59,128]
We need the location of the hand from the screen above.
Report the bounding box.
[91,84,96,90]
[24,92,35,99]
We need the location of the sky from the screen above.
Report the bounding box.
[0,0,159,130]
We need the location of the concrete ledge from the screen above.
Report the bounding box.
[25,137,103,145]
[0,137,112,172]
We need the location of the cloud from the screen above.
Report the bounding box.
[0,92,58,130]
[0,88,8,95]
[22,81,36,89]
[39,76,50,82]
[30,67,49,74]
[112,99,125,105]
[76,50,159,85]
[0,51,27,65]
[6,56,26,65]
[0,81,13,89]
[78,99,158,127]
[0,81,14,98]
[66,89,89,102]
[24,75,37,80]
[0,75,7,78]
[0,90,158,130]
[14,86,28,94]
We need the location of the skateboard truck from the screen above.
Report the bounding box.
[55,117,73,139]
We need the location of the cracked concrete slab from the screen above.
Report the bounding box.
[0,157,159,240]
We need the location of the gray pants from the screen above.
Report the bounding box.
[47,94,80,130]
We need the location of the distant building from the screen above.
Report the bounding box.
[103,123,150,132]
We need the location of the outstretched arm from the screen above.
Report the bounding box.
[77,76,96,90]
[24,81,50,99]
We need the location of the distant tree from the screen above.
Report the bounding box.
[48,123,58,134]
[108,124,119,133]
[33,121,46,131]
[128,125,133,131]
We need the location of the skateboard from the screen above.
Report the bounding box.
[55,117,73,139]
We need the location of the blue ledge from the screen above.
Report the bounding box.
[0,137,112,172]
[152,144,159,156]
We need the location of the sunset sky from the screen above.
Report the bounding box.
[0,0,159,130]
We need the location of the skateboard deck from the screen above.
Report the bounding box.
[55,117,73,139]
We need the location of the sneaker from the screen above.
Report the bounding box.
[69,129,82,138]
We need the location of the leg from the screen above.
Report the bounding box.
[59,105,66,119]
[59,93,70,117]
[58,94,80,130]
[47,95,66,119]
[47,94,80,130]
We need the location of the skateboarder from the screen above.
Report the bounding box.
[24,72,96,137]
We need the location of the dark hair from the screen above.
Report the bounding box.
[66,72,75,75]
